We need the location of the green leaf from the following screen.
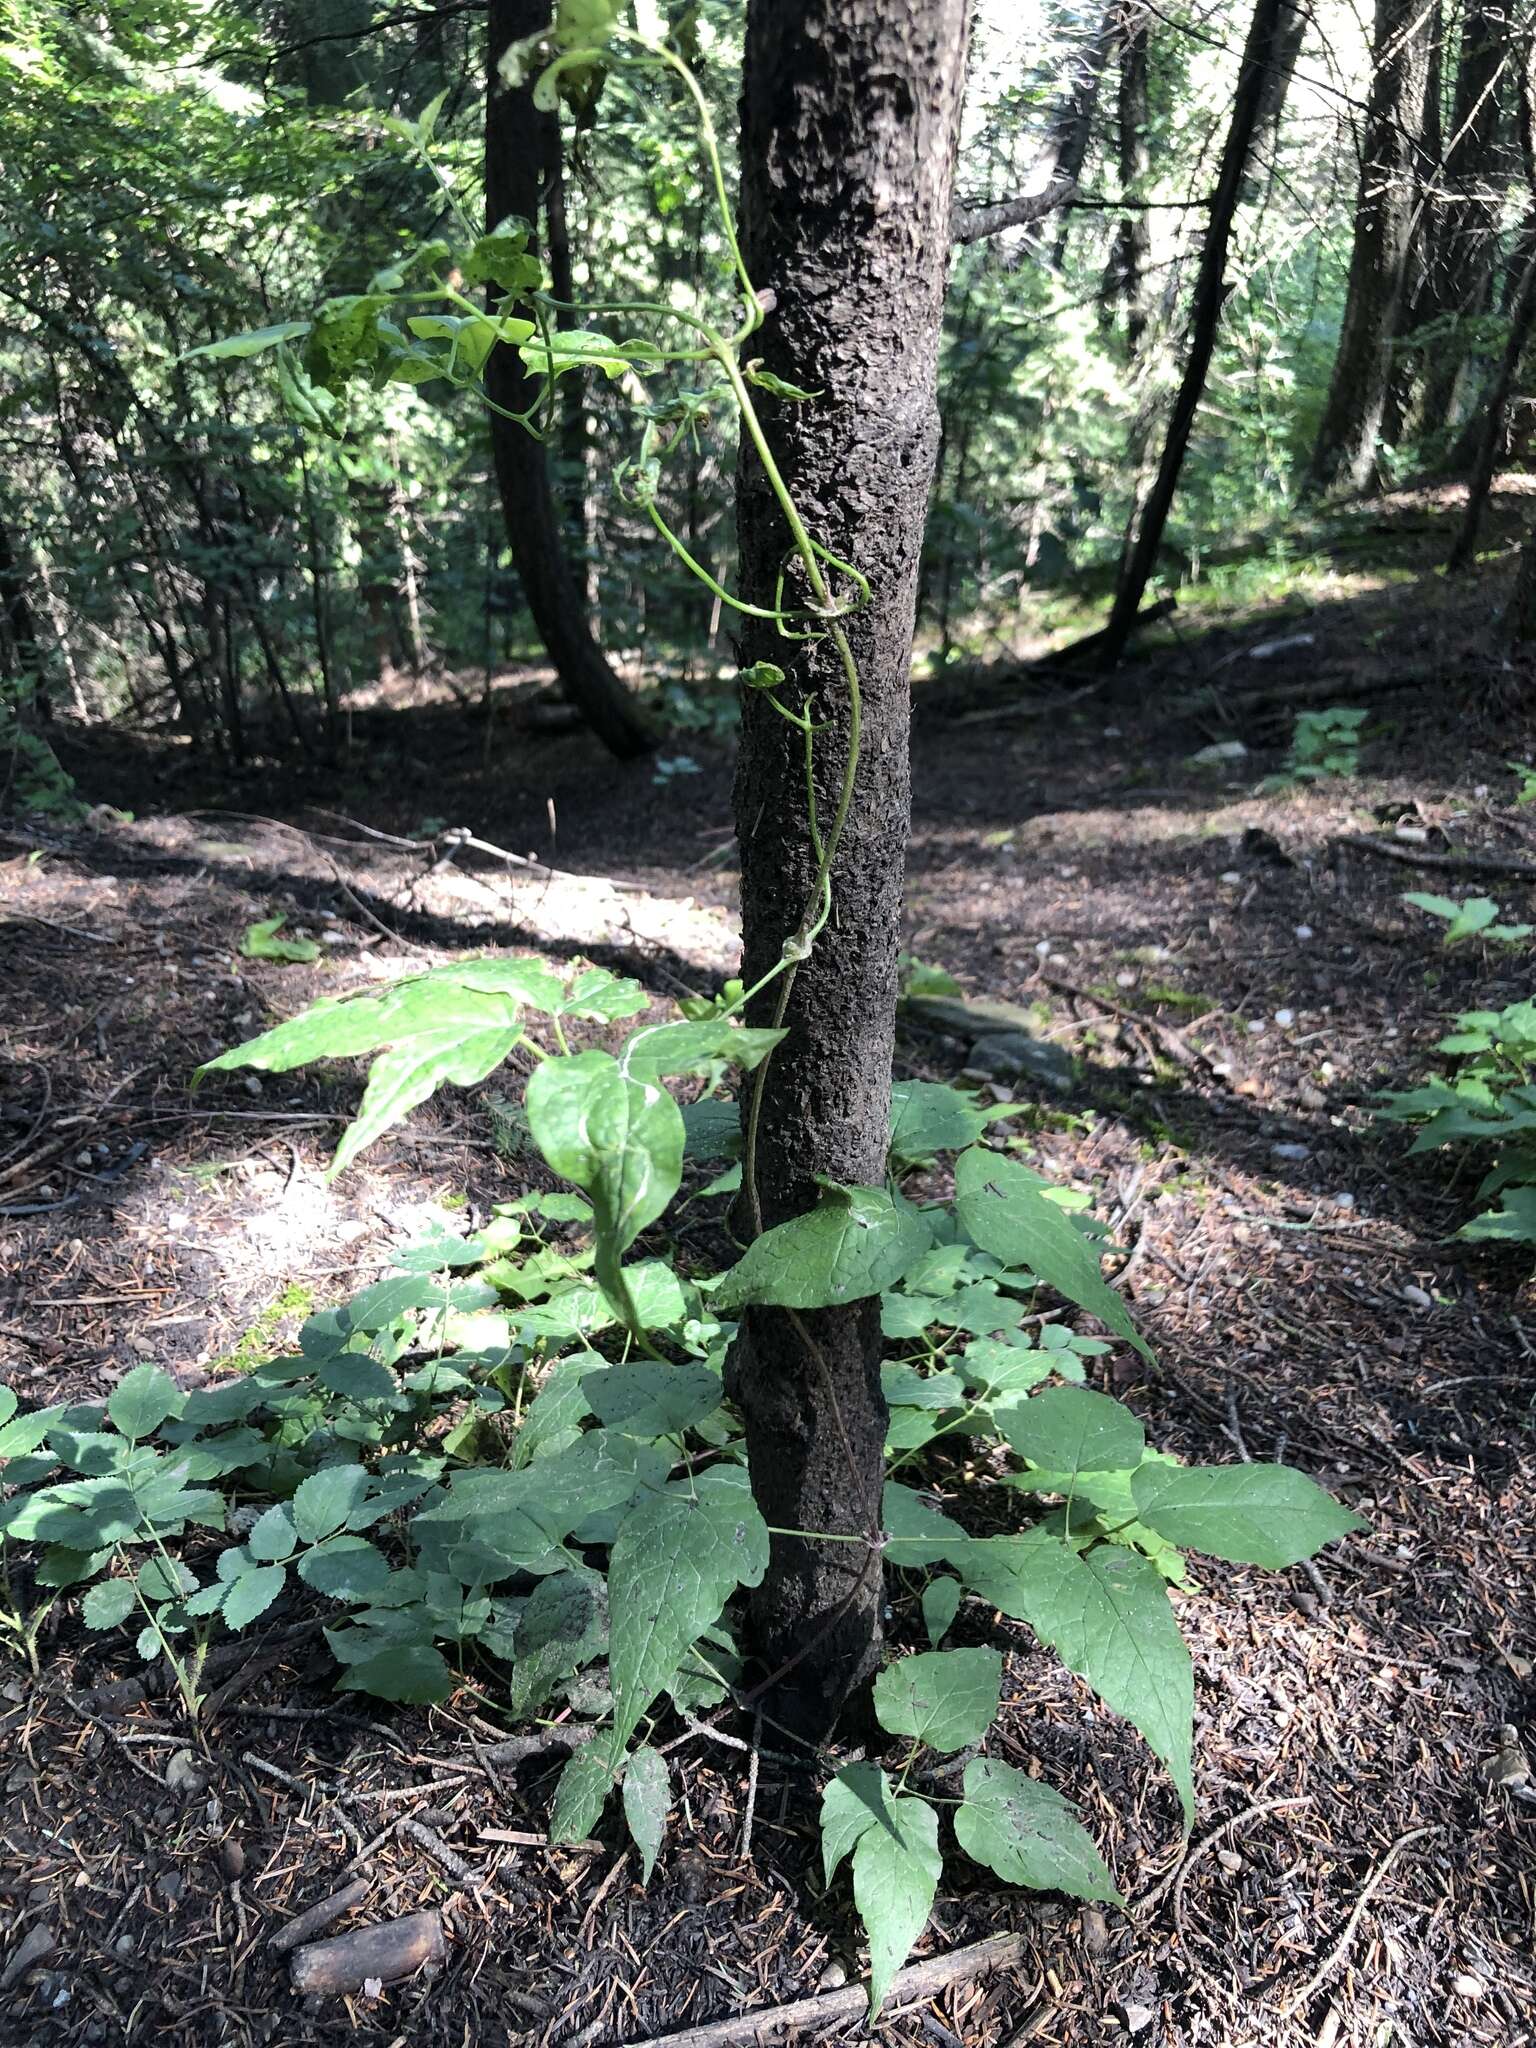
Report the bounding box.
[0,1386,16,1429]
[580,1360,721,1438]
[291,1465,371,1543]
[956,1529,1193,1823]
[338,1641,454,1704]
[183,319,312,362]
[820,1766,941,2013]
[136,1556,196,1603]
[503,1566,609,1718]
[222,1563,287,1630]
[1129,1462,1364,1567]
[551,1745,614,1842]
[921,1577,962,1646]
[954,1148,1151,1359]
[81,1578,136,1630]
[622,1746,671,1884]
[872,1647,1002,1752]
[888,1081,989,1168]
[525,1050,684,1313]
[240,916,319,963]
[955,1759,1122,1903]
[107,1364,182,1441]
[246,1505,295,1561]
[334,1022,522,1179]
[713,1185,933,1311]
[412,1435,649,1580]
[297,1537,392,1602]
[604,1467,768,1758]
[619,1018,784,1081]
[881,1482,966,1567]
[1001,1386,1145,1480]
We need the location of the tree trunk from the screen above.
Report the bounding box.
[730,0,969,1732]
[0,513,41,690]
[1303,0,1436,496]
[1506,522,1536,645]
[1101,0,1291,664]
[484,0,652,760]
[1417,0,1511,426]
[1048,3,1120,268]
[1108,0,1152,356]
[1447,237,1536,568]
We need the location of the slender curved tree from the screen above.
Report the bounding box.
[729,0,970,1730]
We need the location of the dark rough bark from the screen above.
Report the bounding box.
[1108,0,1152,356]
[1250,0,1310,181]
[1416,0,1510,427]
[731,0,968,1732]
[0,514,41,690]
[1447,237,1536,568]
[1101,0,1291,664]
[1049,3,1120,267]
[1303,0,1436,495]
[484,0,652,760]
[1506,523,1536,645]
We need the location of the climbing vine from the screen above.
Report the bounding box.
[0,7,1363,2011]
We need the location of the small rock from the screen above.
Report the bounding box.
[1081,1906,1109,1954]
[0,1923,55,1991]
[1190,740,1248,767]
[1332,1192,1356,1210]
[218,1840,246,1882]
[155,1872,184,1905]
[1298,1083,1327,1111]
[1246,1019,1266,1034]
[1294,923,1314,940]
[817,1961,848,1991]
[1452,1973,1485,2000]
[1221,870,1243,885]
[243,1075,263,1097]
[1271,1142,1310,1162]
[1273,1008,1294,1027]
[1120,2002,1156,2035]
[1402,1283,1432,1309]
[1215,1848,1244,1873]
[165,1748,207,1798]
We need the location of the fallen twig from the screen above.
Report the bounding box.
[1332,834,1536,880]
[289,1909,445,1996]
[270,1877,372,1955]
[1138,1793,1313,1914]
[615,1932,1030,2048]
[1278,1825,1435,2017]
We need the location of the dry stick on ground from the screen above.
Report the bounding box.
[1279,1825,1436,2018]
[1137,1793,1314,1913]
[1332,834,1536,881]
[269,1877,372,1955]
[1036,967,1215,1074]
[623,1932,1033,2048]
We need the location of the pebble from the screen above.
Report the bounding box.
[1273,1007,1294,1027]
[218,1840,246,1882]
[1294,923,1314,940]
[164,1749,207,1798]
[1221,869,1243,885]
[1452,1973,1485,1999]
[1402,1283,1432,1309]
[1120,2003,1156,2035]
[1247,1019,1266,1034]
[1216,1848,1245,1873]
[1115,970,1136,988]
[1271,1142,1310,1162]
[1333,1192,1356,1209]
[817,1962,848,1992]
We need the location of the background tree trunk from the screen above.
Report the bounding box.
[1108,0,1153,356]
[484,0,652,760]
[731,0,969,1732]
[1100,0,1291,663]
[1303,0,1436,495]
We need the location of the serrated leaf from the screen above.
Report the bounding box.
[873,1647,1001,1752]
[604,1467,768,1758]
[504,1566,609,1717]
[820,1766,941,2013]
[81,1578,136,1630]
[1130,1462,1364,1567]
[338,1640,454,1703]
[622,1746,671,1883]
[956,1529,1193,1823]
[291,1465,371,1543]
[297,1537,393,1601]
[223,1563,287,1630]
[246,1505,295,1562]
[1002,1385,1145,1480]
[551,1745,615,1841]
[0,1401,64,1460]
[525,1050,684,1317]
[107,1364,182,1441]
[580,1360,721,1438]
[954,1148,1150,1359]
[921,1577,962,1646]
[881,1482,966,1568]
[412,1435,650,1580]
[956,1758,1122,1903]
[888,1081,990,1168]
[714,1184,933,1311]
[136,1556,196,1603]
[315,1353,400,1405]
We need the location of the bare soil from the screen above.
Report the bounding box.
[2,490,1535,2048]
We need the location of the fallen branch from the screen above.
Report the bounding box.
[289,1909,445,1996]
[1043,595,1178,670]
[1332,834,1536,881]
[621,1932,1028,2048]
[1037,969,1215,1075]
[270,1877,372,1955]
[1279,1826,1435,2017]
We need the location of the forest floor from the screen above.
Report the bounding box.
[3,486,1536,2048]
